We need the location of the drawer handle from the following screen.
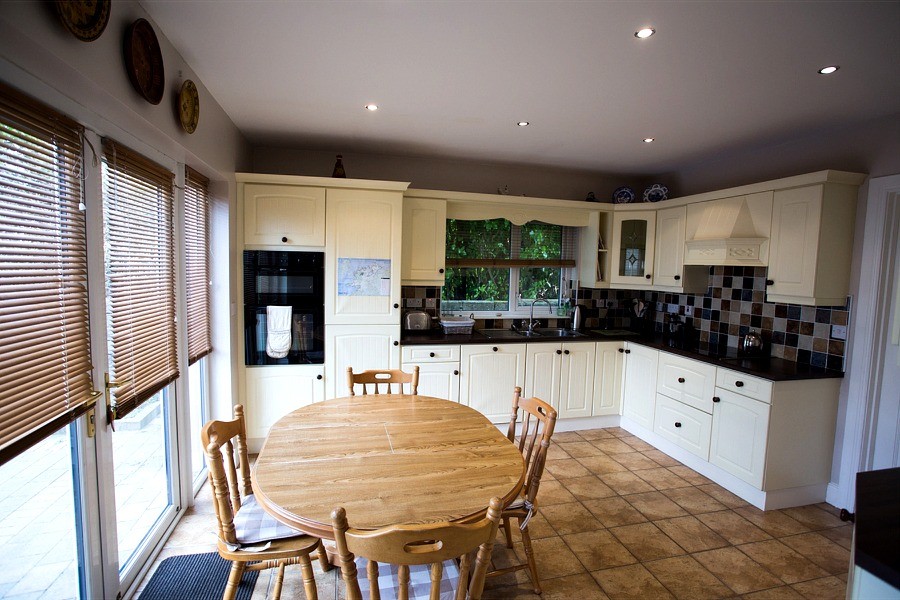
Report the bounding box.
[766,279,774,286]
[453,370,459,376]
[712,396,720,403]
[281,236,288,243]
[492,347,498,352]
[625,349,631,354]
[556,349,562,355]
[674,275,681,281]
[564,350,570,355]
[393,303,400,309]
[674,422,682,428]
[316,374,323,380]
[735,381,744,387]
[645,274,652,279]
[429,352,435,357]
[618,348,625,353]
[677,377,685,383]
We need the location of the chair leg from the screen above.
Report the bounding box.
[299,553,318,600]
[271,561,286,600]
[316,541,332,572]
[223,561,246,600]
[502,516,514,548]
[519,519,541,594]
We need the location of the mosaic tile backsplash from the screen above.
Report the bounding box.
[403,265,850,371]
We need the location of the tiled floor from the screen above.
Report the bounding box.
[136,427,853,599]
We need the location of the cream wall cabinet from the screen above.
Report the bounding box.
[401,197,447,286]
[459,343,526,423]
[524,341,596,418]
[325,325,401,398]
[244,365,324,444]
[577,211,612,289]
[767,183,858,306]
[242,183,326,247]
[621,342,659,429]
[653,206,708,293]
[401,344,460,402]
[610,211,656,288]
[592,342,625,416]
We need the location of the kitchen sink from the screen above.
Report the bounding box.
[477,329,531,339]
[476,328,585,339]
[532,328,586,338]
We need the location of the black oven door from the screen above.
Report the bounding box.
[244,307,324,365]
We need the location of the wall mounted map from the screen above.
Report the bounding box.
[337,258,391,296]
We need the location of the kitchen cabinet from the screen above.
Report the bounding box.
[610,211,656,288]
[653,206,708,293]
[592,342,625,416]
[683,192,773,267]
[401,197,447,286]
[621,342,658,429]
[767,183,858,306]
[401,344,460,402]
[242,183,326,247]
[709,386,770,487]
[656,351,717,414]
[244,364,324,444]
[325,187,404,325]
[459,343,526,423]
[576,210,612,289]
[325,325,400,398]
[524,341,595,418]
[653,394,712,460]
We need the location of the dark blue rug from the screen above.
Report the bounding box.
[139,552,258,600]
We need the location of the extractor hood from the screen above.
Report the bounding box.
[683,192,773,266]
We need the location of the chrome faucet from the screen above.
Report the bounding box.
[529,298,552,333]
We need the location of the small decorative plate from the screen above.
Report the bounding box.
[124,18,164,105]
[178,80,200,134]
[643,183,669,202]
[55,0,111,42]
[612,186,636,204]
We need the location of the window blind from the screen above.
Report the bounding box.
[102,140,177,420]
[0,82,94,464]
[184,166,211,364]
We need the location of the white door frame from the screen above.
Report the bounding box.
[831,173,900,510]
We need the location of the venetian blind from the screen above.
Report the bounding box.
[0,82,94,464]
[184,167,211,364]
[102,140,177,420]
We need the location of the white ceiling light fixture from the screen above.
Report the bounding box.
[818,65,839,75]
[635,27,655,39]
[365,104,378,111]
[643,137,655,143]
[517,121,530,127]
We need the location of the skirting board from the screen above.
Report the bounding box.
[620,416,829,510]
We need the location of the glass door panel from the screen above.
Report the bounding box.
[619,219,648,277]
[188,358,208,486]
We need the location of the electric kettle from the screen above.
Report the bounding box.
[571,304,587,331]
[741,330,764,354]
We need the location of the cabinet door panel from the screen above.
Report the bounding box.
[459,344,526,423]
[524,344,561,409]
[611,211,656,287]
[406,361,460,402]
[653,394,712,459]
[710,387,770,488]
[768,186,822,298]
[657,352,717,413]
[653,206,687,287]
[401,197,447,285]
[244,365,324,439]
[243,184,325,247]
[558,342,596,418]
[593,342,625,416]
[622,343,659,429]
[326,325,400,398]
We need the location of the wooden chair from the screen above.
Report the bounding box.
[202,405,331,600]
[346,366,419,396]
[332,497,503,600]
[487,387,558,594]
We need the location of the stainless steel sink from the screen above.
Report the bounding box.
[532,328,586,338]
[477,329,531,339]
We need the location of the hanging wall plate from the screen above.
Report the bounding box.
[123,18,164,105]
[55,0,111,42]
[178,80,199,134]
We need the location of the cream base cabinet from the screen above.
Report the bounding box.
[523,344,562,409]
[242,183,326,247]
[325,187,405,325]
[592,342,625,416]
[621,342,659,429]
[459,344,526,423]
[401,197,447,286]
[523,342,596,418]
[244,365,324,443]
[325,325,400,398]
[401,345,460,402]
[709,387,770,487]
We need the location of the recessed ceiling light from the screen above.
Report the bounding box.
[818,65,839,75]
[635,27,655,39]
[643,137,655,143]
[517,121,530,127]
[365,104,378,111]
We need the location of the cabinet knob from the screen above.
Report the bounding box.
[735,381,744,387]
[564,349,570,355]
[453,369,459,376]
[492,347,498,352]
[439,268,445,274]
[712,396,721,403]
[556,349,562,355]
[429,352,435,357]
[645,274,652,279]
[675,422,682,428]
[281,236,288,243]
[393,341,399,346]
[393,303,400,309]
[766,279,774,286]
[674,275,681,281]
[625,349,631,354]
[316,374,323,380]
[678,377,685,383]
[618,348,625,353]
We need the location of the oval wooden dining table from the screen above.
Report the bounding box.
[252,394,526,540]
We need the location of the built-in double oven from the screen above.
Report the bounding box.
[243,250,324,365]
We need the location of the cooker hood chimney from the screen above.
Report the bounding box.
[683,192,773,266]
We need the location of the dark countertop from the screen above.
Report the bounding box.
[854,467,900,589]
[400,329,844,382]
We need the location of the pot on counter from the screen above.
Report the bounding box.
[740,330,765,355]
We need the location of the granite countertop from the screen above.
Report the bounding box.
[400,329,844,382]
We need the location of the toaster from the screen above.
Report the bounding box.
[404,310,431,330]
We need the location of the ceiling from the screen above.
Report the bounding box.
[142,1,900,176]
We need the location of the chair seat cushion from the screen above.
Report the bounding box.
[233,493,304,545]
[355,556,460,600]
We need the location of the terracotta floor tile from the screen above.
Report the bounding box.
[557,441,604,458]
[734,506,811,538]
[545,458,591,480]
[481,583,541,599]
[527,535,587,579]
[641,449,681,467]
[536,572,610,599]
[633,467,692,490]
[623,491,689,521]
[563,529,638,571]
[599,471,656,495]
[518,511,557,540]
[741,585,805,599]
[535,479,578,506]
[818,525,853,550]
[695,483,749,509]
[593,438,638,454]
[547,445,571,461]
[618,436,657,452]
[692,546,783,594]
[609,522,685,562]
[737,539,829,584]
[791,575,847,599]
[560,476,617,501]
[602,427,632,438]
[591,563,675,599]
[779,532,851,575]
[696,510,772,545]
[582,497,648,528]
[554,431,586,443]
[643,555,732,599]
[661,486,726,514]
[578,429,616,441]
[654,515,729,553]
[781,505,846,531]
[666,465,713,485]
[540,502,604,535]
[610,451,661,471]
[576,454,629,475]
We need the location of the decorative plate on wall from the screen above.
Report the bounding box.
[124,18,164,105]
[178,80,199,134]
[643,183,668,202]
[612,186,636,204]
[55,0,111,42]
